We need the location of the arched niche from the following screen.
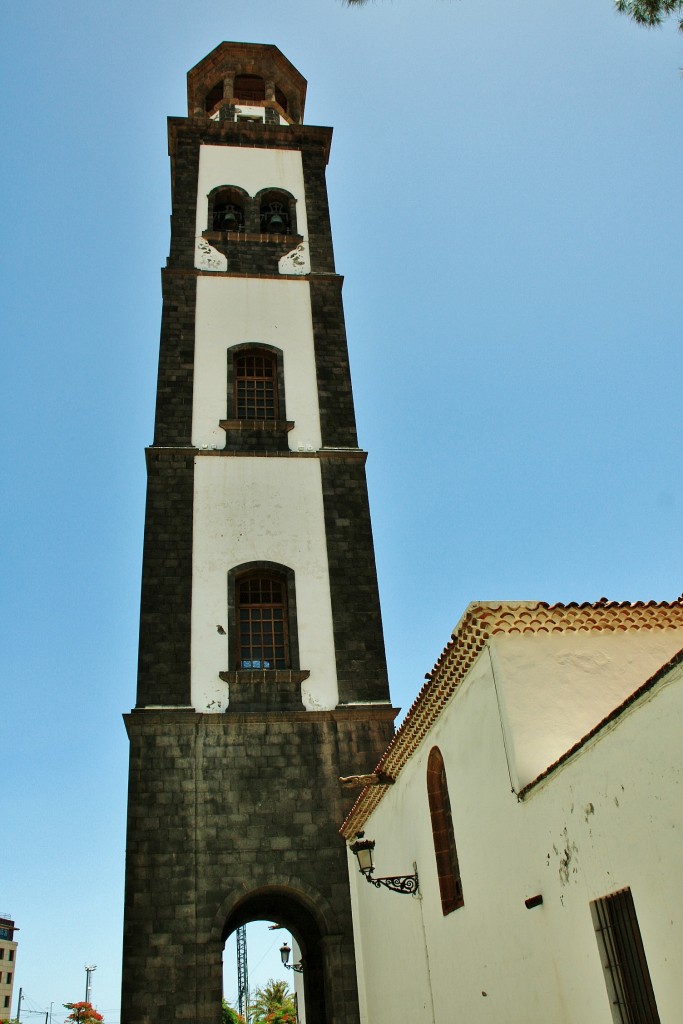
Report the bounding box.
[256,187,297,236]
[207,185,250,233]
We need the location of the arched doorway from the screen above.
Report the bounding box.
[223,920,301,1023]
[222,889,328,1024]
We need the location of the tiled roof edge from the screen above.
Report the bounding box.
[340,598,683,839]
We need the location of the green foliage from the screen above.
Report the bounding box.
[249,980,296,1024]
[345,0,683,28]
[222,999,246,1024]
[615,0,683,29]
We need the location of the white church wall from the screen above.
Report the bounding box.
[522,656,683,1022]
[192,276,322,452]
[191,456,338,712]
[489,628,683,789]
[349,651,567,1024]
[195,144,308,240]
[348,643,683,1024]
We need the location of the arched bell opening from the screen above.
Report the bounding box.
[205,80,225,114]
[208,186,249,233]
[274,86,289,114]
[234,74,266,104]
[257,189,296,236]
[222,890,328,1024]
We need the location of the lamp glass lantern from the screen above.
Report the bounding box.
[350,838,376,876]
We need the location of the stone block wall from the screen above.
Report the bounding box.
[121,707,395,1024]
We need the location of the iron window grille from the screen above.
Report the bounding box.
[236,573,290,670]
[235,352,277,420]
[591,888,661,1024]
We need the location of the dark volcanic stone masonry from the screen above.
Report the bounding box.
[122,708,395,1024]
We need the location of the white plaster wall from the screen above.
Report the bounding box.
[348,654,568,1024]
[521,661,683,1022]
[490,629,683,789]
[192,276,321,451]
[349,647,683,1024]
[195,145,308,239]
[191,456,338,712]
[292,938,305,1024]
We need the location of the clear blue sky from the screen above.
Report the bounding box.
[1,0,681,1019]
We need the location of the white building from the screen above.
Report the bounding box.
[341,598,683,1024]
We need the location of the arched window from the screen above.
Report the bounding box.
[213,200,244,232]
[234,350,277,420]
[234,74,265,103]
[208,187,247,232]
[259,192,292,234]
[427,747,463,914]
[236,571,290,670]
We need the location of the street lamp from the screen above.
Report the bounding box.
[279,943,303,973]
[349,836,419,895]
[84,965,97,1004]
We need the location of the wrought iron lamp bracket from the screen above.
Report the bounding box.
[364,870,419,895]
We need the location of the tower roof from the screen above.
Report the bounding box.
[187,42,307,123]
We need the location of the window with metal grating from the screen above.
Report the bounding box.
[591,888,661,1024]
[235,351,277,420]
[236,572,290,670]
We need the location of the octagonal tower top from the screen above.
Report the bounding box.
[187,42,308,125]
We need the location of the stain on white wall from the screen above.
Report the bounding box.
[195,237,228,272]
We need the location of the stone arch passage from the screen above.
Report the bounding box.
[223,889,328,1024]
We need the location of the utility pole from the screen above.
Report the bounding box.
[16,987,22,1024]
[236,926,249,1023]
[84,965,97,1004]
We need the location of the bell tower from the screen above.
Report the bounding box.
[121,43,395,1024]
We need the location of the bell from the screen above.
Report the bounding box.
[223,209,238,229]
[268,212,285,232]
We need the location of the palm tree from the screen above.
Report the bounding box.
[249,980,296,1024]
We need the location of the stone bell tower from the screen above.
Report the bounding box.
[121,42,395,1024]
